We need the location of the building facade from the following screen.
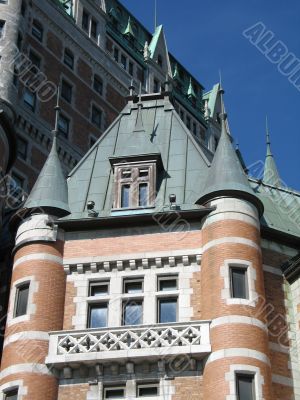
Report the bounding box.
[0,85,299,399]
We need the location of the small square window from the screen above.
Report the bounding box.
[91,105,102,128]
[158,276,178,291]
[88,303,108,328]
[91,18,97,38]
[93,75,103,95]
[104,387,125,399]
[58,114,70,138]
[123,300,143,326]
[61,80,72,103]
[82,10,89,31]
[124,279,143,294]
[158,298,177,323]
[230,267,248,299]
[17,136,28,160]
[137,383,159,397]
[32,20,43,41]
[64,48,74,69]
[0,20,5,39]
[4,389,18,400]
[23,88,36,111]
[89,281,109,297]
[14,282,30,317]
[236,374,255,400]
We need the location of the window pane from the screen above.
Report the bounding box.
[90,283,109,296]
[4,389,18,400]
[139,183,148,207]
[15,283,29,317]
[23,89,36,110]
[89,304,107,328]
[159,298,177,323]
[237,374,254,400]
[64,49,74,69]
[123,300,142,326]
[58,114,69,138]
[159,278,177,291]
[32,20,43,41]
[92,106,102,128]
[91,19,97,38]
[121,185,130,208]
[105,388,125,399]
[17,137,28,160]
[93,75,103,95]
[82,10,89,31]
[61,80,72,103]
[124,280,143,294]
[231,268,247,299]
[138,385,158,396]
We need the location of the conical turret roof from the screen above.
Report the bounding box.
[198,89,263,215]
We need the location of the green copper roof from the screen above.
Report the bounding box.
[263,120,281,186]
[123,16,135,37]
[24,134,70,217]
[203,83,220,119]
[198,90,263,215]
[148,25,163,58]
[187,78,196,98]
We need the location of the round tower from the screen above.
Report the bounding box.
[199,90,273,399]
[0,104,70,399]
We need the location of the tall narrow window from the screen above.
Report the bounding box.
[4,389,18,400]
[14,282,30,317]
[93,75,103,95]
[64,48,74,69]
[153,79,160,93]
[21,1,26,17]
[121,54,127,69]
[123,300,143,326]
[23,88,36,111]
[91,105,102,128]
[91,18,97,38]
[129,61,134,76]
[0,20,5,39]
[17,136,28,160]
[236,374,255,400]
[230,267,248,299]
[58,114,70,138]
[139,183,148,207]
[32,20,43,41]
[88,303,108,328]
[61,80,72,103]
[82,10,89,31]
[158,298,177,323]
[113,47,119,62]
[121,184,130,208]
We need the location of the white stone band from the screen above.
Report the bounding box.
[0,364,52,379]
[211,316,267,332]
[206,348,270,366]
[202,237,260,253]
[13,253,63,270]
[4,331,50,348]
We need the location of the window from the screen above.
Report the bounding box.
[82,10,89,31]
[123,299,143,326]
[17,136,28,160]
[114,47,119,62]
[17,32,22,50]
[88,303,108,328]
[23,88,36,111]
[58,114,70,138]
[158,298,177,323]
[180,110,184,121]
[114,163,156,209]
[104,387,125,399]
[124,278,143,294]
[91,105,102,128]
[158,276,178,291]
[129,61,134,76]
[186,116,191,130]
[61,80,72,103]
[121,54,127,69]
[93,74,103,95]
[29,50,41,68]
[157,54,163,68]
[64,48,74,69]
[137,383,159,397]
[21,1,27,17]
[193,122,197,136]
[4,389,18,400]
[11,172,24,190]
[14,282,29,317]
[236,374,255,400]
[91,18,97,38]
[0,20,5,39]
[153,79,160,93]
[89,281,109,297]
[230,267,248,299]
[32,20,43,41]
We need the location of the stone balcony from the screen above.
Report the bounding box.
[46,321,211,368]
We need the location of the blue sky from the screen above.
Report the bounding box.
[121,0,300,190]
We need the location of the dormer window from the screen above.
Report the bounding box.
[113,162,156,209]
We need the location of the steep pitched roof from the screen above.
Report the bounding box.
[148,25,172,75]
[65,93,211,220]
[198,89,263,215]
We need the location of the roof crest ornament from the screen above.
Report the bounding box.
[134,83,144,132]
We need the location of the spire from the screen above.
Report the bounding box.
[263,116,281,186]
[123,16,134,37]
[23,88,70,217]
[187,77,196,99]
[198,88,263,215]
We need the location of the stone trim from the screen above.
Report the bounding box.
[225,364,264,400]
[263,264,282,276]
[14,253,63,270]
[0,379,27,400]
[0,364,52,380]
[3,331,50,348]
[272,374,294,387]
[221,259,258,307]
[7,276,38,327]
[64,251,201,275]
[211,316,267,332]
[206,348,270,366]
[268,341,289,354]
[202,237,260,253]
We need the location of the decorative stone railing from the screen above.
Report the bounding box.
[46,321,211,367]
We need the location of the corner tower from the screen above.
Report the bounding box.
[198,89,274,399]
[0,99,69,399]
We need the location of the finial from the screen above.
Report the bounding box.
[218,86,227,122]
[154,0,157,31]
[129,79,135,96]
[219,69,222,88]
[138,82,142,104]
[52,85,61,137]
[266,115,271,145]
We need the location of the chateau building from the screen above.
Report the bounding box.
[0,82,299,400]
